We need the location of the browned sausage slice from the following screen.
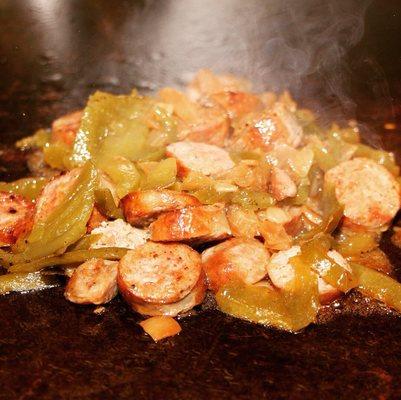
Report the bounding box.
[118,242,202,305]
[121,189,201,227]
[187,69,251,101]
[64,258,118,305]
[86,206,108,233]
[269,166,297,201]
[0,192,34,245]
[34,168,82,223]
[51,110,83,147]
[325,157,400,229]
[150,204,231,243]
[158,88,229,147]
[131,274,206,317]
[201,238,270,292]
[166,141,235,178]
[209,91,263,120]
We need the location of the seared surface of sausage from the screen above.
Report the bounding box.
[86,206,108,233]
[202,238,270,292]
[269,166,297,201]
[64,258,118,305]
[34,168,81,223]
[51,110,83,147]
[209,91,263,120]
[121,189,201,227]
[118,242,202,305]
[150,204,231,243]
[0,192,34,245]
[325,157,400,229]
[187,69,251,101]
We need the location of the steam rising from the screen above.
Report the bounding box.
[129,0,372,123]
[249,0,371,119]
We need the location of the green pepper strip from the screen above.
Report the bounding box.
[8,247,129,273]
[95,189,123,219]
[0,177,47,200]
[0,272,58,295]
[300,235,357,292]
[19,162,97,260]
[296,181,343,243]
[216,256,319,332]
[351,263,401,312]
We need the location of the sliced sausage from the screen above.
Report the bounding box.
[0,192,34,245]
[121,189,201,227]
[269,166,297,201]
[187,69,251,101]
[267,246,347,304]
[166,141,235,178]
[132,274,206,317]
[86,206,108,233]
[150,204,232,244]
[229,104,303,153]
[51,110,83,147]
[159,88,229,147]
[34,168,82,223]
[177,110,229,147]
[118,242,202,305]
[90,219,149,249]
[201,238,270,292]
[64,258,118,305]
[325,158,400,229]
[209,91,263,120]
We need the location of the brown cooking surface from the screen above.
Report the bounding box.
[1,1,401,399]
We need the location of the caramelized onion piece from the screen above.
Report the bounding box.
[139,316,182,342]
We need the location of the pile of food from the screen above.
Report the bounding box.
[1,69,401,341]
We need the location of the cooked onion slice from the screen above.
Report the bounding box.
[139,316,182,342]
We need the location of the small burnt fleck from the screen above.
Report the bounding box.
[8,208,17,214]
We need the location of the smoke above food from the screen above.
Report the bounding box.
[247,0,372,123]
[129,0,372,126]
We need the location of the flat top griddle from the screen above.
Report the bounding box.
[1,1,401,399]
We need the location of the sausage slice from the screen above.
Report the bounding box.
[269,166,297,201]
[166,141,235,178]
[90,219,149,249]
[64,258,118,305]
[118,242,202,305]
[86,206,108,233]
[51,110,83,147]
[187,69,251,101]
[202,238,270,292]
[0,192,34,245]
[209,91,263,120]
[121,189,201,227]
[34,168,82,223]
[325,158,400,229]
[132,274,206,317]
[150,204,231,243]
